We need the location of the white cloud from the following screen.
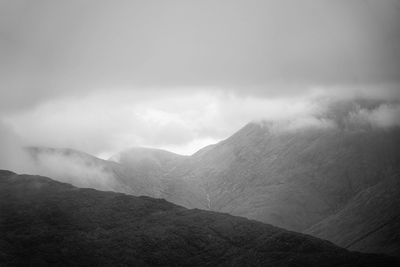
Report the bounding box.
[2,89,228,156]
[348,103,400,128]
[2,87,399,158]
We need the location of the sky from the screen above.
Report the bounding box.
[1,0,400,159]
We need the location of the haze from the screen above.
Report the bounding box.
[1,0,399,159]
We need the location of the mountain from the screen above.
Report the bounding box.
[110,147,186,169]
[1,170,398,267]
[177,122,400,256]
[27,146,203,209]
[306,174,400,256]
[109,147,190,200]
[112,122,400,256]
[164,122,400,230]
[25,147,163,197]
[23,121,400,256]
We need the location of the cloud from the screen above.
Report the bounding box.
[1,0,399,112]
[1,89,220,156]
[0,120,119,190]
[1,87,399,189]
[1,86,398,159]
[1,0,400,158]
[347,103,400,128]
[250,88,400,132]
[0,120,31,172]
[1,1,399,191]
[26,148,120,191]
[0,88,323,156]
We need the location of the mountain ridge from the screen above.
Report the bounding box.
[1,170,399,267]
[23,121,400,256]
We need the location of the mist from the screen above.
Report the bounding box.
[1,2,400,264]
[1,89,399,188]
[0,0,399,186]
[0,121,120,191]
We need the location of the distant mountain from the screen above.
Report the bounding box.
[110,147,186,168]
[24,121,400,256]
[109,147,190,200]
[25,147,161,197]
[164,122,400,229]
[165,122,400,256]
[27,146,202,208]
[1,170,398,267]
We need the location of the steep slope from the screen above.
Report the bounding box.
[0,170,398,267]
[166,122,400,232]
[22,123,400,256]
[306,174,400,256]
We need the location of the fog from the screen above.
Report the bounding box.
[0,122,118,190]
[1,88,399,189]
[1,88,398,157]
[0,1,399,182]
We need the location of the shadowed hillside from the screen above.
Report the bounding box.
[1,170,398,267]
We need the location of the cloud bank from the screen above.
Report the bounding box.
[0,1,399,179]
[1,0,400,111]
[0,121,120,191]
[1,87,399,159]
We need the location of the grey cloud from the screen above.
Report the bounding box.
[0,120,30,172]
[346,103,400,128]
[1,0,399,158]
[1,0,400,111]
[255,94,400,133]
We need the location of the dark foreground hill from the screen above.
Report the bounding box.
[0,170,398,267]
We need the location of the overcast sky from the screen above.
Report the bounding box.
[1,0,399,158]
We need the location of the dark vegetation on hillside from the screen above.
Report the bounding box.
[1,170,398,267]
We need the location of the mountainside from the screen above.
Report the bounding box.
[110,147,190,200]
[164,123,400,230]
[164,122,400,256]
[27,146,202,208]
[25,147,163,197]
[23,122,400,256]
[1,170,398,267]
[306,174,400,256]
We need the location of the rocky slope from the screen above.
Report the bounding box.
[1,170,398,267]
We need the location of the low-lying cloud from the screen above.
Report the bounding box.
[347,103,400,128]
[0,120,120,191]
[26,148,120,191]
[1,87,399,159]
[1,1,399,191]
[1,87,399,189]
